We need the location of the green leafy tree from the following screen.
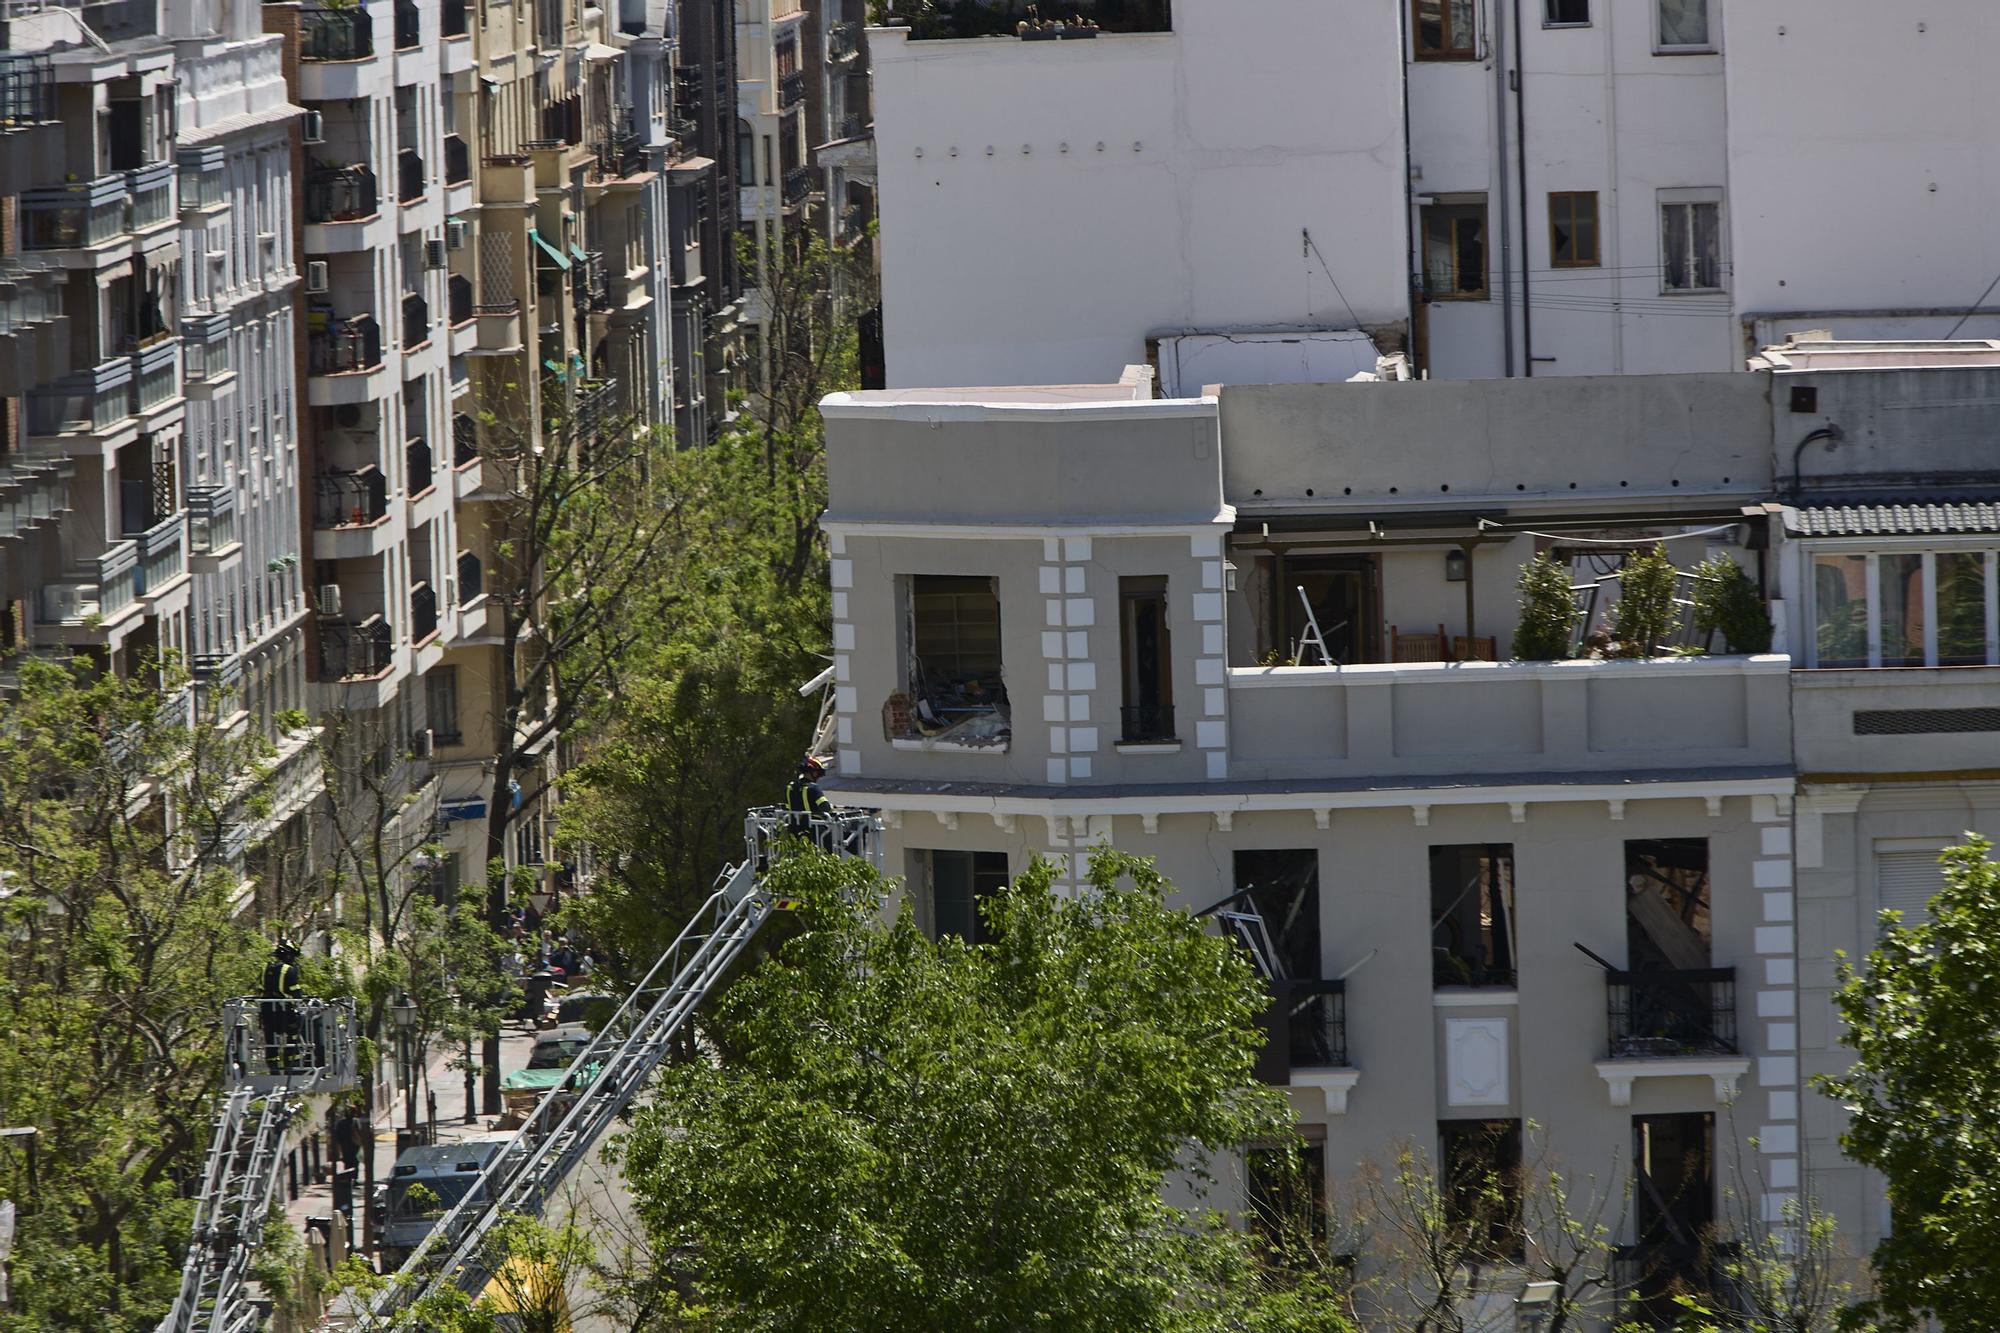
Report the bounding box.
[1818,838,2000,1331]
[0,657,270,1329]
[615,846,1344,1333]
[1514,552,1579,660]
[1691,552,1773,654]
[1612,544,1680,658]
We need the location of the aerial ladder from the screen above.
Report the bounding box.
[355,804,882,1324]
[157,998,360,1333]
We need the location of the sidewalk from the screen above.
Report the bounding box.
[282,1020,541,1260]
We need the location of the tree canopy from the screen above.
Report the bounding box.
[1820,837,2000,1332]
[615,847,1350,1333]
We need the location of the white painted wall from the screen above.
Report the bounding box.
[1724,0,2000,346]
[1408,0,1735,379]
[869,0,1410,389]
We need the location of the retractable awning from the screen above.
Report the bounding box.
[529,228,570,271]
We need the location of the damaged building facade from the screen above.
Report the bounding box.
[817,338,2000,1325]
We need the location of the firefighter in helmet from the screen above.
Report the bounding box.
[261,938,305,1072]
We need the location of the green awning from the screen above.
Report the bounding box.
[529,228,570,271]
[568,242,588,263]
[543,358,565,376]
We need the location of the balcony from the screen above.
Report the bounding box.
[569,377,619,438]
[1119,702,1175,745]
[306,165,378,223]
[836,111,865,141]
[21,174,130,252]
[27,356,133,439]
[319,616,393,680]
[300,8,374,61]
[187,484,240,570]
[828,19,861,60]
[444,134,471,185]
[448,274,473,326]
[132,512,187,599]
[308,315,382,377]
[0,52,56,125]
[394,0,420,49]
[575,250,609,312]
[40,541,138,631]
[193,650,245,721]
[397,149,424,204]
[0,458,72,544]
[441,0,468,37]
[406,436,434,496]
[313,466,389,529]
[1606,968,1736,1059]
[452,413,479,467]
[778,69,805,107]
[131,338,180,414]
[411,582,439,644]
[401,292,430,350]
[125,163,175,233]
[1226,655,1791,786]
[1255,980,1357,1111]
[782,164,813,207]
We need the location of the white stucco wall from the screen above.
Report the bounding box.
[1408,0,1734,379]
[1724,1,2000,344]
[869,0,1410,389]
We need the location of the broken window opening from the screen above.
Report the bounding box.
[1246,1131,1330,1258]
[1430,844,1516,988]
[1440,1119,1524,1261]
[1423,201,1489,300]
[1624,838,1711,972]
[895,574,1010,746]
[1624,1112,1718,1327]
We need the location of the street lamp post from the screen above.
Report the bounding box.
[391,995,418,1136]
[463,1035,478,1125]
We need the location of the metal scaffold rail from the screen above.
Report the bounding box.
[361,806,881,1323]
[158,999,360,1333]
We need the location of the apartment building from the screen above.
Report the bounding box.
[867,0,2000,390]
[733,0,812,383]
[806,0,871,257]
[669,0,748,442]
[813,340,2000,1323]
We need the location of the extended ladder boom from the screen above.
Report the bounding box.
[367,806,881,1320]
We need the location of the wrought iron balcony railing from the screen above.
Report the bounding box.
[319,616,393,680]
[406,436,433,495]
[1606,967,1738,1058]
[308,316,382,376]
[313,467,388,528]
[778,69,805,107]
[306,165,378,223]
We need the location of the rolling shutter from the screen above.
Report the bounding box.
[1875,848,1948,933]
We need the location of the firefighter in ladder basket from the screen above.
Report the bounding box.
[786,754,835,850]
[261,938,306,1072]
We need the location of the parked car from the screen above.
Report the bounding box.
[374,1133,521,1266]
[499,1025,604,1121]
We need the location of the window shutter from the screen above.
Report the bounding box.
[1875,849,1948,932]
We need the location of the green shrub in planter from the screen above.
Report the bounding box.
[1691,552,1773,654]
[1612,544,1679,657]
[1514,552,1578,660]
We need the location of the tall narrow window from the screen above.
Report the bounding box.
[1423,202,1488,300]
[1656,0,1711,51]
[1548,191,1599,268]
[426,665,461,745]
[1440,1120,1523,1259]
[1627,1113,1716,1323]
[1430,845,1516,987]
[1660,197,1721,291]
[929,849,1009,944]
[1813,553,1869,667]
[1879,554,1925,667]
[1119,576,1174,743]
[1624,839,1711,971]
[1936,552,1988,666]
[1413,0,1476,59]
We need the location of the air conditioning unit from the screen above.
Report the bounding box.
[446,219,469,250]
[316,584,342,616]
[413,728,435,759]
[424,238,448,270]
[306,261,330,293]
[302,110,324,144]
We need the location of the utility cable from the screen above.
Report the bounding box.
[1944,269,2000,340]
[1301,227,1362,330]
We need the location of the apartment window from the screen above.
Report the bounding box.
[1660,194,1722,292]
[1626,839,1710,971]
[1423,201,1488,300]
[1810,550,1999,668]
[1430,845,1515,988]
[902,574,1007,739]
[426,666,461,745]
[1656,0,1711,52]
[1119,576,1174,743]
[1440,1120,1522,1259]
[1876,844,1949,934]
[1413,0,1475,60]
[1233,850,1323,980]
[929,849,1009,944]
[1246,1132,1328,1252]
[1548,191,1599,268]
[1632,1113,1715,1262]
[1544,0,1588,25]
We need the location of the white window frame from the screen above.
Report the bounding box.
[1654,0,1716,54]
[1657,187,1726,295]
[1802,543,2000,669]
